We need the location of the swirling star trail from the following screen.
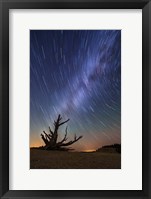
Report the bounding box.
[30,30,121,151]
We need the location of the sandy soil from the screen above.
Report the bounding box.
[30,149,121,169]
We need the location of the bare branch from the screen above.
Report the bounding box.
[41,133,49,145]
[43,131,51,139]
[59,119,70,126]
[57,134,83,147]
[58,114,62,121]
[49,126,53,135]
[58,126,68,144]
[55,114,62,125]
[48,134,53,138]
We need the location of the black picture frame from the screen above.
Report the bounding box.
[0,0,150,198]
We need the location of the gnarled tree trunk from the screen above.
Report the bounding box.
[40,114,83,151]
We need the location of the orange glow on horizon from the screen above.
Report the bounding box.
[82,149,95,152]
[30,140,43,148]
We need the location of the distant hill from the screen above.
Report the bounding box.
[96,144,121,153]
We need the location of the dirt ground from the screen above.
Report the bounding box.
[30,149,121,169]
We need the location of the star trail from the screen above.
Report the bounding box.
[30,30,121,151]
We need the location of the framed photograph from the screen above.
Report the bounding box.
[0,0,150,198]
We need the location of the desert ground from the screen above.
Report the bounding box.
[30,149,121,169]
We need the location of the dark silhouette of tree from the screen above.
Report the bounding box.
[40,114,83,151]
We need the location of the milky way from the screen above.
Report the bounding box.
[30,30,121,151]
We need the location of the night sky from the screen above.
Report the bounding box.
[30,30,121,151]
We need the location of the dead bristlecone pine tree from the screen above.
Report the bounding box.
[40,114,83,151]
